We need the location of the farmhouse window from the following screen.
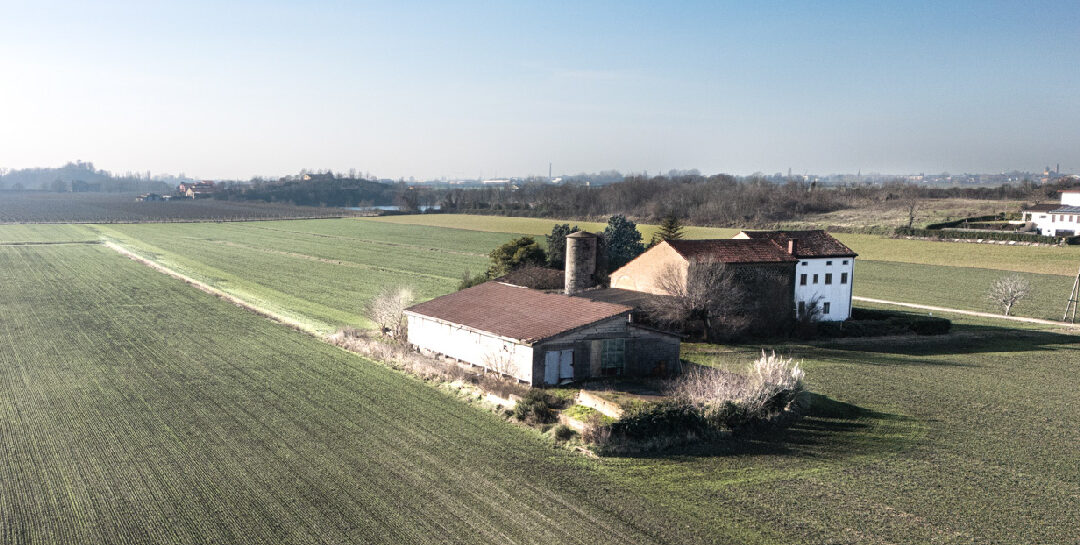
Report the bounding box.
[826,260,832,266]
[800,274,807,285]
[823,302,831,314]
[813,274,819,284]
[843,260,848,265]
[801,261,808,266]
[798,301,806,316]
[825,273,832,285]
[841,272,848,284]
[601,339,626,375]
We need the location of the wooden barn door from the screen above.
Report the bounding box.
[544,349,574,385]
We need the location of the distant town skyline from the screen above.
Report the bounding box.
[1,1,1077,180]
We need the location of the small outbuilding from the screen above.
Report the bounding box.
[404,281,681,386]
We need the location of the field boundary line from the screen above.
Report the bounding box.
[853,296,1080,328]
[102,240,321,335]
[0,240,101,246]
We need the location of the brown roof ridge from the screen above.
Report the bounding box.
[405,282,632,344]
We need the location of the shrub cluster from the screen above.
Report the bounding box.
[896,226,1069,244]
[327,328,529,400]
[583,352,806,452]
[815,308,951,338]
[512,390,558,425]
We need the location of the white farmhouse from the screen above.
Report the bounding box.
[1022,190,1080,237]
[733,230,857,320]
[404,281,681,386]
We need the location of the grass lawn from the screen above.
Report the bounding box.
[0,244,713,545]
[854,260,1076,321]
[623,319,1080,543]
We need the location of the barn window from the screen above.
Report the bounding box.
[825,273,832,285]
[841,272,848,284]
[800,274,807,285]
[601,339,626,375]
[823,302,831,314]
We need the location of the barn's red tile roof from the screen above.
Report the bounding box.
[665,239,798,263]
[405,282,632,344]
[735,230,857,258]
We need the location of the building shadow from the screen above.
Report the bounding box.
[613,392,918,460]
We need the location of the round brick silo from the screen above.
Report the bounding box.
[564,231,597,295]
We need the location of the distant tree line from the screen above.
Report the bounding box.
[0,161,170,193]
[431,174,1074,226]
[212,172,399,208]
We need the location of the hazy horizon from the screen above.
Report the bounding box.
[2,1,1077,180]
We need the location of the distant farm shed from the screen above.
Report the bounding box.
[404,282,681,386]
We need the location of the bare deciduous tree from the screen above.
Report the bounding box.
[645,259,746,341]
[903,187,922,229]
[482,349,516,377]
[987,274,1031,316]
[368,286,414,339]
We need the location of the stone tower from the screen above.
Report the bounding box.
[564,231,597,295]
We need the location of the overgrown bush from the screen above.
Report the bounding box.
[551,424,576,441]
[513,389,557,425]
[609,400,707,440]
[817,309,951,337]
[327,328,528,399]
[367,286,414,339]
[669,351,805,432]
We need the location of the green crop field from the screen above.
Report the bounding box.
[1,222,1079,543]
[0,244,717,545]
[92,220,504,334]
[0,223,98,243]
[367,215,1080,321]
[370,214,1080,276]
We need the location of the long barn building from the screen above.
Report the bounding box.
[404,282,681,385]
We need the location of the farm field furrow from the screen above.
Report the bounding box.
[367,214,1080,276]
[0,244,713,545]
[0,223,98,243]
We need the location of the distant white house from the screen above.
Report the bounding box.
[1023,190,1080,237]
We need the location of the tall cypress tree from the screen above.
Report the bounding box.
[649,213,684,247]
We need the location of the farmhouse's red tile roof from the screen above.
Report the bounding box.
[405,282,632,344]
[665,239,798,263]
[735,230,857,258]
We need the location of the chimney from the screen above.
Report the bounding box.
[787,239,797,255]
[564,231,597,295]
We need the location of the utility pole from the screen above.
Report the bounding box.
[1065,265,1080,322]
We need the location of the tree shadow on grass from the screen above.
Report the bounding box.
[809,325,1080,362]
[614,392,920,460]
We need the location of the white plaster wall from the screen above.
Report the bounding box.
[405,314,533,383]
[1062,192,1080,206]
[1032,212,1080,236]
[794,257,853,320]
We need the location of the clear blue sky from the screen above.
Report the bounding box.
[1,0,1077,179]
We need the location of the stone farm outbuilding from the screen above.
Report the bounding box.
[404,282,681,386]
